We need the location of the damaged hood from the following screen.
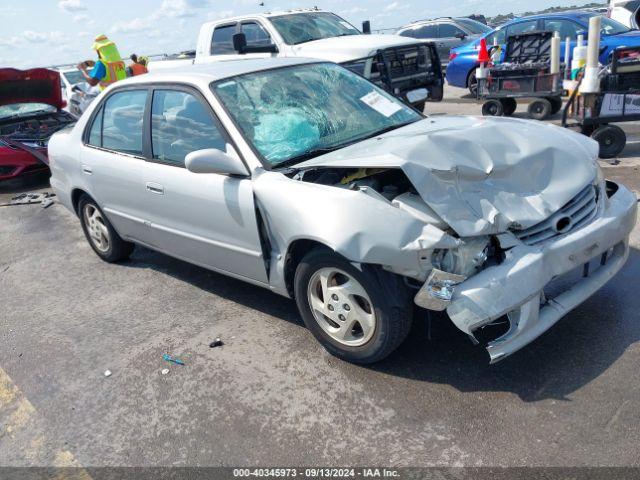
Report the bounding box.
[292,34,427,63]
[296,116,599,236]
[0,68,64,110]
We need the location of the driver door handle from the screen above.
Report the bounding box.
[146,182,164,195]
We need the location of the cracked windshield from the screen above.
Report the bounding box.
[212,62,422,167]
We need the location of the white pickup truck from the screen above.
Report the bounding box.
[149,9,444,109]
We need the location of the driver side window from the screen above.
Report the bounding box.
[151,90,227,167]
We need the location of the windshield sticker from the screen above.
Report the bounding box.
[360,91,402,117]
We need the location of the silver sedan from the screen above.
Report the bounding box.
[49,58,637,364]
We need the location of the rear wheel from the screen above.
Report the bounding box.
[78,195,134,263]
[294,249,412,364]
[467,70,478,96]
[528,98,552,120]
[592,125,626,159]
[500,98,517,116]
[482,99,504,116]
[548,96,563,115]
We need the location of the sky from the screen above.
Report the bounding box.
[0,0,601,68]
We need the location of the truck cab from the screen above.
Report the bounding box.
[188,9,444,108]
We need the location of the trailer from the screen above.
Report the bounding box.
[562,46,640,159]
[478,31,564,120]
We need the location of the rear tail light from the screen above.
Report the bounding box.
[449,52,458,61]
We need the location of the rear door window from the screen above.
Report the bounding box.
[544,19,583,38]
[506,20,540,37]
[439,23,466,38]
[400,24,437,38]
[211,24,237,55]
[151,89,227,167]
[87,89,147,155]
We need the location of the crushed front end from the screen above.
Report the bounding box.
[414,179,637,363]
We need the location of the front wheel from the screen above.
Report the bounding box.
[294,249,412,364]
[78,195,134,263]
[528,98,552,120]
[482,99,504,116]
[592,125,626,159]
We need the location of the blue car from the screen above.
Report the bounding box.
[446,11,640,94]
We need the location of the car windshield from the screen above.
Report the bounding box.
[62,70,85,85]
[270,12,360,45]
[211,63,422,168]
[599,16,630,35]
[456,18,492,34]
[0,103,56,120]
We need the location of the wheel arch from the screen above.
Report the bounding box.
[71,188,91,215]
[284,238,335,298]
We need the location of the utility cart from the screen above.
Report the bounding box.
[478,31,564,120]
[562,46,640,159]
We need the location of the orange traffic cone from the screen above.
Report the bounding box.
[478,38,491,63]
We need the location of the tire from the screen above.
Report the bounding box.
[482,99,504,116]
[592,125,626,159]
[78,194,134,263]
[548,96,563,115]
[527,98,552,120]
[500,98,517,116]
[294,248,412,364]
[467,69,478,96]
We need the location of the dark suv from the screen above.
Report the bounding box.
[396,17,492,66]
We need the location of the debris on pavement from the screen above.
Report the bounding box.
[104,370,112,377]
[0,192,56,208]
[163,354,185,366]
[161,368,169,375]
[209,337,224,348]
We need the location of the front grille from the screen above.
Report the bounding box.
[513,184,599,246]
[377,45,431,82]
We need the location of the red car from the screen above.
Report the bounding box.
[0,68,76,181]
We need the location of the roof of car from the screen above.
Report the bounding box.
[118,57,320,87]
[510,10,597,22]
[401,17,469,27]
[200,8,334,26]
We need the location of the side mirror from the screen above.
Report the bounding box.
[185,148,248,176]
[233,33,247,54]
[455,32,468,40]
[362,21,371,35]
[233,32,278,54]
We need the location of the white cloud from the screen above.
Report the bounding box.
[384,1,410,11]
[58,0,87,13]
[207,9,235,20]
[111,17,153,34]
[72,13,95,25]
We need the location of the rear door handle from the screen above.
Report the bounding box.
[81,164,92,175]
[146,182,164,195]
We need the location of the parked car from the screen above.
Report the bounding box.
[446,11,640,94]
[148,9,444,110]
[397,17,492,66]
[49,58,637,364]
[56,67,87,112]
[0,68,75,181]
[608,0,639,28]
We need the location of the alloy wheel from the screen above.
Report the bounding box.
[83,204,110,253]
[307,267,376,347]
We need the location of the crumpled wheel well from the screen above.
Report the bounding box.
[284,239,333,298]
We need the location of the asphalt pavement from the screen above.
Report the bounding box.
[1,86,639,469]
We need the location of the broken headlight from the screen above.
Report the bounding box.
[431,236,490,277]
